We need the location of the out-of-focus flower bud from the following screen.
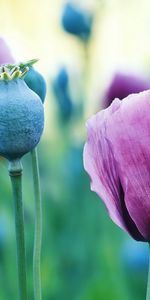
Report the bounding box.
[121,239,148,271]
[24,66,46,103]
[52,67,73,123]
[61,2,92,41]
[102,72,150,108]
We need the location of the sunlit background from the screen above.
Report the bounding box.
[0,0,150,299]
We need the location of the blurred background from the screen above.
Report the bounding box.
[0,0,150,299]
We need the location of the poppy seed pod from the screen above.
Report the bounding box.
[24,66,46,103]
[0,65,44,160]
[84,90,150,242]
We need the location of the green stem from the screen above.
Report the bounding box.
[146,243,150,300]
[31,148,42,300]
[8,159,28,300]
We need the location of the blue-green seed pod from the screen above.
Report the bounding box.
[0,78,44,160]
[24,66,46,103]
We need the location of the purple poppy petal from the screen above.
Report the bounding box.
[84,98,145,240]
[0,38,15,65]
[105,90,150,241]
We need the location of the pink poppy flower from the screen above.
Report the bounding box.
[84,90,150,241]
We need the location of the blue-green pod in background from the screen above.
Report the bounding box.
[0,78,44,160]
[61,2,92,41]
[52,67,73,123]
[24,66,46,103]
